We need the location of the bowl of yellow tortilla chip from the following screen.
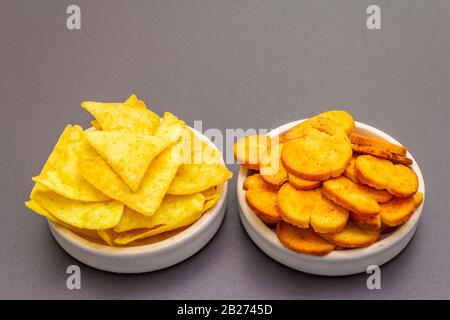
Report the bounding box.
[26,96,231,273]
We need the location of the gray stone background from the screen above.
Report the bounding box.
[1,0,449,299]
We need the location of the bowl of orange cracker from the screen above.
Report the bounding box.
[236,110,424,276]
[26,95,232,273]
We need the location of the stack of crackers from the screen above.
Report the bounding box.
[235,111,423,256]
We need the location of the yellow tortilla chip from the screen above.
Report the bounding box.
[29,182,50,197]
[85,95,148,112]
[27,184,113,238]
[26,184,60,222]
[91,120,102,130]
[31,188,124,230]
[114,193,205,244]
[114,193,205,233]
[81,100,160,135]
[180,129,222,165]
[85,131,169,191]
[25,200,58,222]
[122,227,189,247]
[81,157,131,199]
[167,164,232,195]
[32,125,109,201]
[81,143,183,216]
[201,187,218,200]
[155,112,186,143]
[203,194,220,212]
[69,227,103,241]
[97,229,116,246]
[113,207,150,233]
[114,194,205,234]
[26,199,102,240]
[196,141,222,164]
[121,143,184,215]
[123,94,148,110]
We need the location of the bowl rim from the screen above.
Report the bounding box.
[237,119,425,261]
[49,126,228,257]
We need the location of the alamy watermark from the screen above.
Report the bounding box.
[163,120,281,173]
[366,265,381,290]
[66,265,81,290]
[66,5,81,30]
[367,5,381,30]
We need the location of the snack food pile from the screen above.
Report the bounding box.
[235,110,423,256]
[26,95,232,246]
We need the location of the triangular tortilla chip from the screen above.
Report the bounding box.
[203,194,220,213]
[193,141,222,165]
[91,120,102,130]
[82,100,160,135]
[88,95,147,131]
[81,143,184,216]
[31,188,124,230]
[124,94,147,110]
[25,200,58,222]
[26,197,102,240]
[122,227,190,247]
[114,193,205,232]
[181,129,222,165]
[167,163,232,195]
[97,229,117,246]
[113,207,150,233]
[25,184,58,221]
[201,187,218,200]
[32,125,110,201]
[114,193,206,233]
[85,131,169,191]
[114,193,205,244]
[155,112,186,143]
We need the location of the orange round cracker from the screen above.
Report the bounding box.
[243,173,271,191]
[281,110,354,141]
[350,212,381,230]
[319,223,381,248]
[358,183,393,203]
[245,178,281,225]
[355,155,418,197]
[318,110,355,135]
[281,119,352,181]
[413,192,424,208]
[322,176,380,216]
[380,196,415,226]
[260,144,288,188]
[278,183,348,233]
[288,173,321,190]
[234,135,271,170]
[352,143,413,165]
[344,155,359,183]
[276,221,335,256]
[350,133,407,156]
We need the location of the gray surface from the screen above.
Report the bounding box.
[1,0,449,299]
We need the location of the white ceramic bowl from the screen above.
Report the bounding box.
[49,128,228,274]
[238,120,425,276]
